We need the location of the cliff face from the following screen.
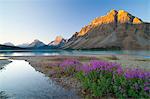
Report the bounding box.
[63,10,150,50]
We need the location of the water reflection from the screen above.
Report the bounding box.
[0,60,11,70]
[0,60,80,99]
[0,50,149,58]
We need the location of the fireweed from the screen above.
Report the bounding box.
[58,59,150,98]
[59,59,82,75]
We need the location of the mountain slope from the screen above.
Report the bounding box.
[48,36,66,48]
[0,44,25,50]
[28,39,46,48]
[3,42,15,46]
[63,10,150,50]
[17,43,30,48]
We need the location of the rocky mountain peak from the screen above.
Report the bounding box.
[49,36,66,46]
[55,36,63,43]
[28,39,45,48]
[33,39,41,43]
[117,10,133,23]
[3,42,14,46]
[77,9,143,37]
[133,17,142,24]
[63,9,149,50]
[107,9,118,16]
[91,10,118,25]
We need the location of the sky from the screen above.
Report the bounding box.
[0,0,150,45]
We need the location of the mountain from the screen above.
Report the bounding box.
[28,39,46,48]
[3,42,14,46]
[63,10,150,50]
[0,44,25,50]
[48,36,66,48]
[17,43,30,48]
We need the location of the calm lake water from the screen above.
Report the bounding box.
[0,50,150,58]
[0,60,80,99]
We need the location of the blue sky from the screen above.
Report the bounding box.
[0,0,150,45]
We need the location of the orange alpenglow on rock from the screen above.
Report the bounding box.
[77,9,143,36]
[48,36,65,46]
[78,25,92,37]
[91,9,118,25]
[54,36,63,44]
[117,10,132,23]
[133,17,142,24]
[78,9,118,36]
[63,9,149,50]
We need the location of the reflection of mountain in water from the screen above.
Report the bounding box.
[0,60,11,70]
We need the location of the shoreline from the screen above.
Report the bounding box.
[0,57,12,70]
[1,55,149,98]
[9,54,150,69]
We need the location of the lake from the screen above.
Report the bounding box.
[0,60,80,99]
[0,50,150,58]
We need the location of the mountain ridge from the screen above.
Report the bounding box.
[77,9,143,37]
[63,10,150,50]
[0,44,26,50]
[28,39,46,48]
[3,42,15,46]
[0,10,149,50]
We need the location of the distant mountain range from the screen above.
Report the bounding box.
[63,10,150,50]
[28,39,46,48]
[17,43,30,48]
[0,10,150,50]
[3,42,15,46]
[0,44,25,50]
[0,36,66,50]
